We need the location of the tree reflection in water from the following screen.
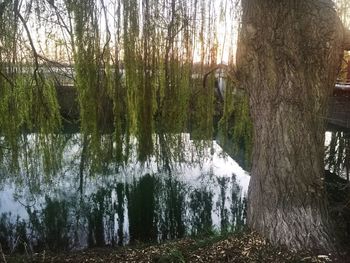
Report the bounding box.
[0,133,249,253]
[324,131,350,245]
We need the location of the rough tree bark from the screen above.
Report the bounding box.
[236,0,345,251]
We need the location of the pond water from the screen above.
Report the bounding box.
[0,133,250,252]
[325,131,350,180]
[1,130,348,253]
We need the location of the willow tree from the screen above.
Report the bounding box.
[0,0,61,172]
[236,0,350,251]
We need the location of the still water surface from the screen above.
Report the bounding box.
[0,133,249,252]
[1,130,347,253]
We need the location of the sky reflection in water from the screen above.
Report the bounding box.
[0,133,249,252]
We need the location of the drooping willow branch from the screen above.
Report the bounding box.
[0,70,15,87]
[99,0,111,63]
[15,8,54,118]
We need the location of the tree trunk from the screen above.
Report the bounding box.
[236,0,344,251]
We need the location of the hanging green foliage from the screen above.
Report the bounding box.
[218,81,252,170]
[0,0,61,173]
[0,0,244,173]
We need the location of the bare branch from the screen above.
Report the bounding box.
[16,9,40,81]
[46,0,72,36]
[34,49,70,68]
[16,8,50,114]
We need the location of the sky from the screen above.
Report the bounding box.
[17,0,240,64]
[9,0,349,65]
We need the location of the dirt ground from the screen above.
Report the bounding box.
[3,232,349,263]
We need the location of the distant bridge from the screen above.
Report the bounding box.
[55,79,350,131]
